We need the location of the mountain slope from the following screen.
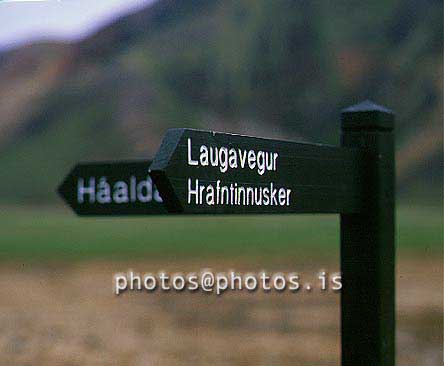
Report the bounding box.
[0,0,442,204]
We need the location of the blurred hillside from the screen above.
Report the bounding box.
[0,0,442,205]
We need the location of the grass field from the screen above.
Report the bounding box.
[1,205,442,262]
[0,205,442,365]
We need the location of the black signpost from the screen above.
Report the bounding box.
[340,102,395,366]
[148,129,367,214]
[58,160,165,216]
[149,101,395,366]
[58,101,395,366]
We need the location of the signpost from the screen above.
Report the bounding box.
[58,101,395,366]
[58,160,165,216]
[340,101,395,366]
[148,129,368,214]
[149,101,395,366]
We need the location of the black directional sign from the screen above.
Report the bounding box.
[56,101,396,366]
[58,160,166,216]
[149,129,368,214]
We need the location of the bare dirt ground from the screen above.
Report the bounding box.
[0,256,441,366]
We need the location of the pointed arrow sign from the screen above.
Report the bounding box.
[58,160,166,216]
[149,129,368,214]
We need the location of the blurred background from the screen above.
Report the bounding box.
[0,0,442,365]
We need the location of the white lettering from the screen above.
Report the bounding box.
[113,181,129,203]
[77,177,95,203]
[185,140,279,176]
[188,178,199,204]
[186,179,291,207]
[97,177,111,203]
[188,138,198,166]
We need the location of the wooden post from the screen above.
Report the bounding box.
[340,101,395,366]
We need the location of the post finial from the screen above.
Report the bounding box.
[341,100,394,131]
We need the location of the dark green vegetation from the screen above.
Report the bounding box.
[1,206,441,262]
[0,0,442,205]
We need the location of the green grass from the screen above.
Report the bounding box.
[0,206,441,262]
